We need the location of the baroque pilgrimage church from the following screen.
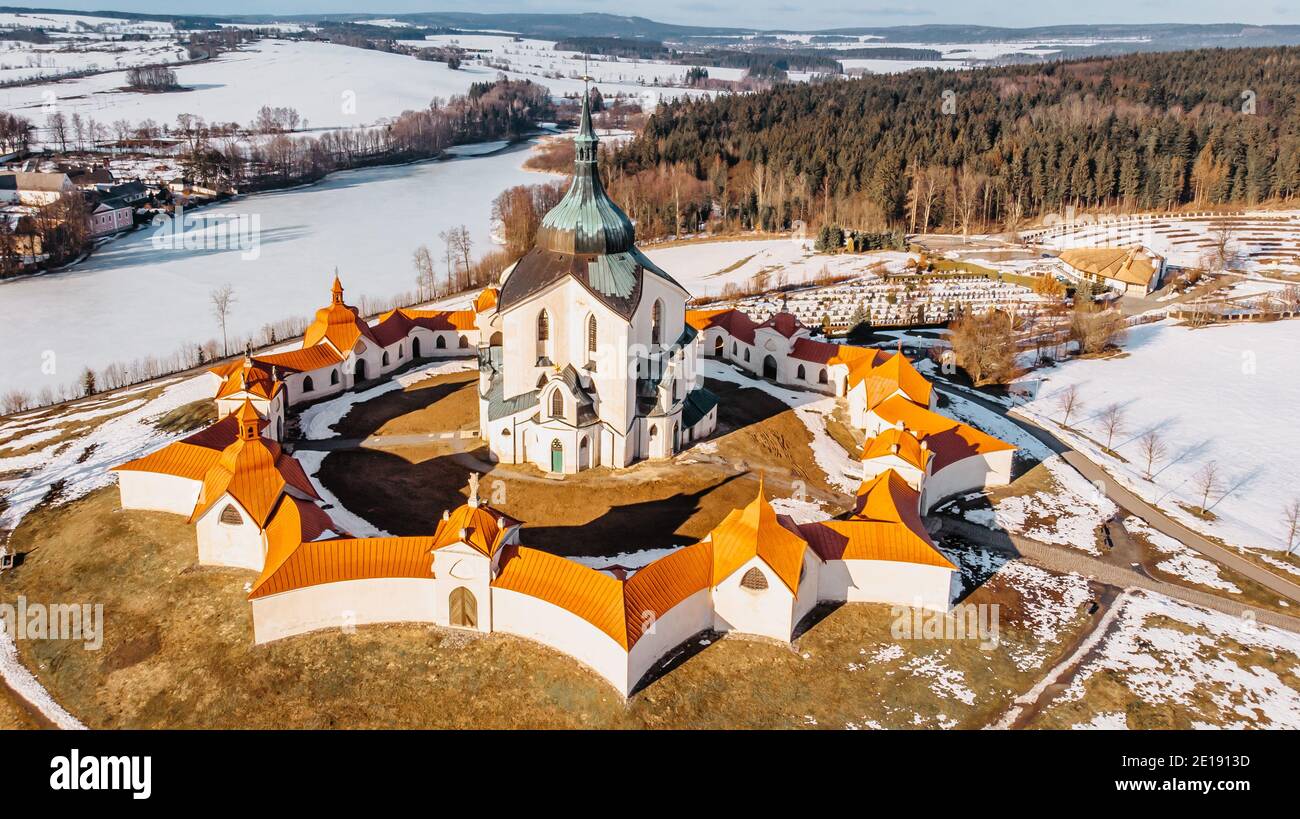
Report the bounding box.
[477,92,715,472]
[112,90,1015,696]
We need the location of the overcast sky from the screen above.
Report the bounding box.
[5,0,1296,30]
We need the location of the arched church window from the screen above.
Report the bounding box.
[649,424,658,438]
[330,370,339,386]
[219,504,243,526]
[382,351,390,366]
[537,310,550,342]
[797,364,806,380]
[303,376,315,393]
[740,567,768,591]
[550,390,564,418]
[436,335,446,349]
[459,336,469,349]
[651,300,663,346]
[818,369,828,384]
[587,315,598,356]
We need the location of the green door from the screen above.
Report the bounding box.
[550,440,563,473]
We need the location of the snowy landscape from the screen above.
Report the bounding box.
[1,6,1299,749]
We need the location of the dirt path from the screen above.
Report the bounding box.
[934,515,1300,633]
[1001,586,1124,729]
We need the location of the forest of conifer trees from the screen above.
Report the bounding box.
[607,46,1300,236]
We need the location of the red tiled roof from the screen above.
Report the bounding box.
[757,311,805,338]
[685,308,759,344]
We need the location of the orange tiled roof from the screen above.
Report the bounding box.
[493,544,630,648]
[303,276,377,354]
[111,412,242,480]
[474,287,499,313]
[250,533,435,599]
[251,344,344,374]
[623,541,713,645]
[188,404,320,526]
[706,480,808,593]
[851,350,933,408]
[799,469,955,569]
[872,394,1015,472]
[257,493,344,581]
[862,426,931,472]
[432,501,518,557]
[215,357,283,401]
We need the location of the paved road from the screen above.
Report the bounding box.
[934,381,1300,605]
[293,429,479,451]
[933,515,1300,633]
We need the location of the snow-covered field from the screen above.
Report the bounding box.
[0,37,187,83]
[642,238,905,299]
[1016,320,1300,554]
[0,11,174,35]
[1028,210,1300,274]
[2,39,498,134]
[0,143,562,396]
[1052,590,1300,729]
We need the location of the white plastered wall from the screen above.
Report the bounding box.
[251,577,438,644]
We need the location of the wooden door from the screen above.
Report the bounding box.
[449,587,477,628]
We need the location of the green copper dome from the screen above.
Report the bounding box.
[535,88,636,257]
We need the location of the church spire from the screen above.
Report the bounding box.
[331,270,344,305]
[575,84,598,166]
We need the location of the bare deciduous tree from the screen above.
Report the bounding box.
[1192,460,1221,515]
[1056,384,1083,426]
[413,246,436,301]
[210,283,236,357]
[1284,498,1300,555]
[1100,403,1127,451]
[1138,427,1167,480]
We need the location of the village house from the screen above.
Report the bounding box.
[1057,246,1166,296]
[0,171,76,206]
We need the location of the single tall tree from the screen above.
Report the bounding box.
[210,283,236,357]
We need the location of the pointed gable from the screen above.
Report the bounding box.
[188,402,319,527]
[302,275,376,355]
[799,469,954,569]
[707,479,808,593]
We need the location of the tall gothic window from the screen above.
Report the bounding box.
[537,310,550,342]
[651,300,663,346]
[550,390,564,418]
[587,315,598,356]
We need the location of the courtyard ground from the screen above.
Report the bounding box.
[312,370,852,555]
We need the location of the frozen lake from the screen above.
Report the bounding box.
[0,141,562,395]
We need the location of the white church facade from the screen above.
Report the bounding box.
[474,92,717,473]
